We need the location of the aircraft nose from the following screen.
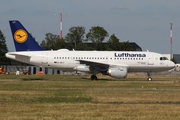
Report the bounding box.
[168,61,175,69]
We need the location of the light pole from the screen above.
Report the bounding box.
[170,23,173,60]
[60,13,62,39]
[54,13,67,39]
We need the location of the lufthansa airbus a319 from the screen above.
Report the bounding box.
[6,20,175,81]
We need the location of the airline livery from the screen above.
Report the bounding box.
[6,20,175,81]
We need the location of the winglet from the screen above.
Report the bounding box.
[9,20,44,51]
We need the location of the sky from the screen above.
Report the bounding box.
[0,0,180,54]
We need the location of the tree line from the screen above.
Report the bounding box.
[40,26,132,51]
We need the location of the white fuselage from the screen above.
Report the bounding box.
[6,50,175,73]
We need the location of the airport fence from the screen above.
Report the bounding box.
[0,65,84,75]
[0,65,87,76]
[0,65,56,75]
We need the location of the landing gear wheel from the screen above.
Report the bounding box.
[147,77,152,81]
[91,75,97,80]
[147,72,152,81]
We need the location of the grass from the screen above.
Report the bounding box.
[0,74,180,119]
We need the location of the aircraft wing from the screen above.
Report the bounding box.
[78,59,129,68]
[79,60,108,67]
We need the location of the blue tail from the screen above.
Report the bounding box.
[9,20,44,51]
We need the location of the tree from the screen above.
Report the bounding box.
[65,26,85,49]
[86,26,109,43]
[0,30,10,65]
[171,57,176,64]
[86,26,109,50]
[107,34,121,51]
[76,42,88,50]
[40,33,66,50]
[120,41,133,51]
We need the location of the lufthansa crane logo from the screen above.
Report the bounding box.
[14,29,28,43]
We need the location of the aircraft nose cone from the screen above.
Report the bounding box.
[169,61,175,69]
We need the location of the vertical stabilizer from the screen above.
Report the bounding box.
[9,20,44,51]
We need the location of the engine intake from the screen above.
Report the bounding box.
[108,67,127,79]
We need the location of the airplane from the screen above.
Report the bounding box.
[6,20,175,81]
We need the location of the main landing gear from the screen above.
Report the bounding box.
[147,72,152,81]
[90,68,99,80]
[91,75,97,80]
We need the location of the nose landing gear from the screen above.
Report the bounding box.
[147,72,152,81]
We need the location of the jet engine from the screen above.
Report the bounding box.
[73,65,90,72]
[107,67,127,79]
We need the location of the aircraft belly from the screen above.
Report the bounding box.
[129,65,171,72]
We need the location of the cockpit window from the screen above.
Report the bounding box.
[160,57,169,60]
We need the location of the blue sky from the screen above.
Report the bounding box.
[0,0,180,53]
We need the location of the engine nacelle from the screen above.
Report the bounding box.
[108,67,127,79]
[73,65,90,72]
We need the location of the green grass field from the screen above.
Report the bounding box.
[0,74,180,120]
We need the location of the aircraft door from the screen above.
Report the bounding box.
[42,53,48,64]
[148,54,154,65]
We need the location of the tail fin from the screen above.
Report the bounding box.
[9,20,44,51]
